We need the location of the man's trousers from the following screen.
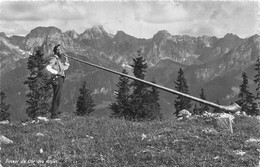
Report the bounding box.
[50,76,65,117]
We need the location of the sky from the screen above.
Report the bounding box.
[0,0,259,39]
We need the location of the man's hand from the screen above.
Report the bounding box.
[57,71,63,76]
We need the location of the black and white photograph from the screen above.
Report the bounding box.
[0,0,260,166]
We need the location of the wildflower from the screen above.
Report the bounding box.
[141,134,147,140]
[234,150,246,156]
[36,133,44,137]
[37,116,49,122]
[40,148,43,153]
[213,156,220,160]
[100,154,105,161]
[86,134,94,139]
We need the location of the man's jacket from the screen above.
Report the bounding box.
[46,54,70,77]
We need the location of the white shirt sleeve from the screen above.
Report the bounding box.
[46,57,58,75]
[46,65,58,74]
[63,57,70,70]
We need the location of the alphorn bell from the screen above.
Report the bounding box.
[64,54,241,113]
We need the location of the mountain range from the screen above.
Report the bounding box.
[1,25,259,121]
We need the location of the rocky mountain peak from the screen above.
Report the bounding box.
[115,31,127,38]
[197,35,216,41]
[247,34,260,43]
[151,30,172,45]
[81,25,108,40]
[0,32,7,38]
[251,34,260,38]
[223,33,241,41]
[83,25,107,36]
[114,31,138,43]
[65,30,79,39]
[27,26,62,38]
[91,25,107,34]
[9,35,25,46]
[22,26,63,50]
[212,33,243,52]
[196,35,217,48]
[153,30,171,39]
[237,34,260,60]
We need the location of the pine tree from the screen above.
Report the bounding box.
[244,87,258,115]
[76,81,95,116]
[131,50,148,80]
[199,89,209,114]
[174,68,192,117]
[110,69,132,119]
[254,57,260,99]
[24,49,52,119]
[0,90,11,121]
[130,49,161,121]
[249,95,258,116]
[253,57,260,115]
[144,79,162,120]
[130,50,149,120]
[193,103,200,115]
[237,72,255,115]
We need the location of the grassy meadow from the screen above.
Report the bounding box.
[0,114,260,167]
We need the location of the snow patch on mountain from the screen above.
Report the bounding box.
[122,62,132,69]
[92,87,110,95]
[226,87,240,100]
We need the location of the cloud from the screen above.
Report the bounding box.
[135,1,188,24]
[180,21,220,37]
[0,1,257,38]
[179,1,258,37]
[0,1,43,21]
[3,1,35,13]
[0,1,86,21]
[0,21,29,36]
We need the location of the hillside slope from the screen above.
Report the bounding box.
[1,115,259,166]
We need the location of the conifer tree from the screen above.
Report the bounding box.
[130,49,161,121]
[144,79,162,120]
[110,69,132,119]
[174,68,192,117]
[130,50,149,120]
[193,103,200,115]
[250,97,258,116]
[76,81,95,116]
[24,49,52,119]
[0,90,11,121]
[254,57,260,99]
[253,57,260,115]
[199,88,209,114]
[237,72,255,115]
[131,50,148,80]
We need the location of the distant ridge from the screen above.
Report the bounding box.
[1,25,259,121]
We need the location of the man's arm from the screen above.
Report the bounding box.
[46,57,58,75]
[62,55,70,71]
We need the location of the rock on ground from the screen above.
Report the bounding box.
[0,135,13,144]
[177,109,191,120]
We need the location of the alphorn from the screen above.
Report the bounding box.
[64,54,241,113]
